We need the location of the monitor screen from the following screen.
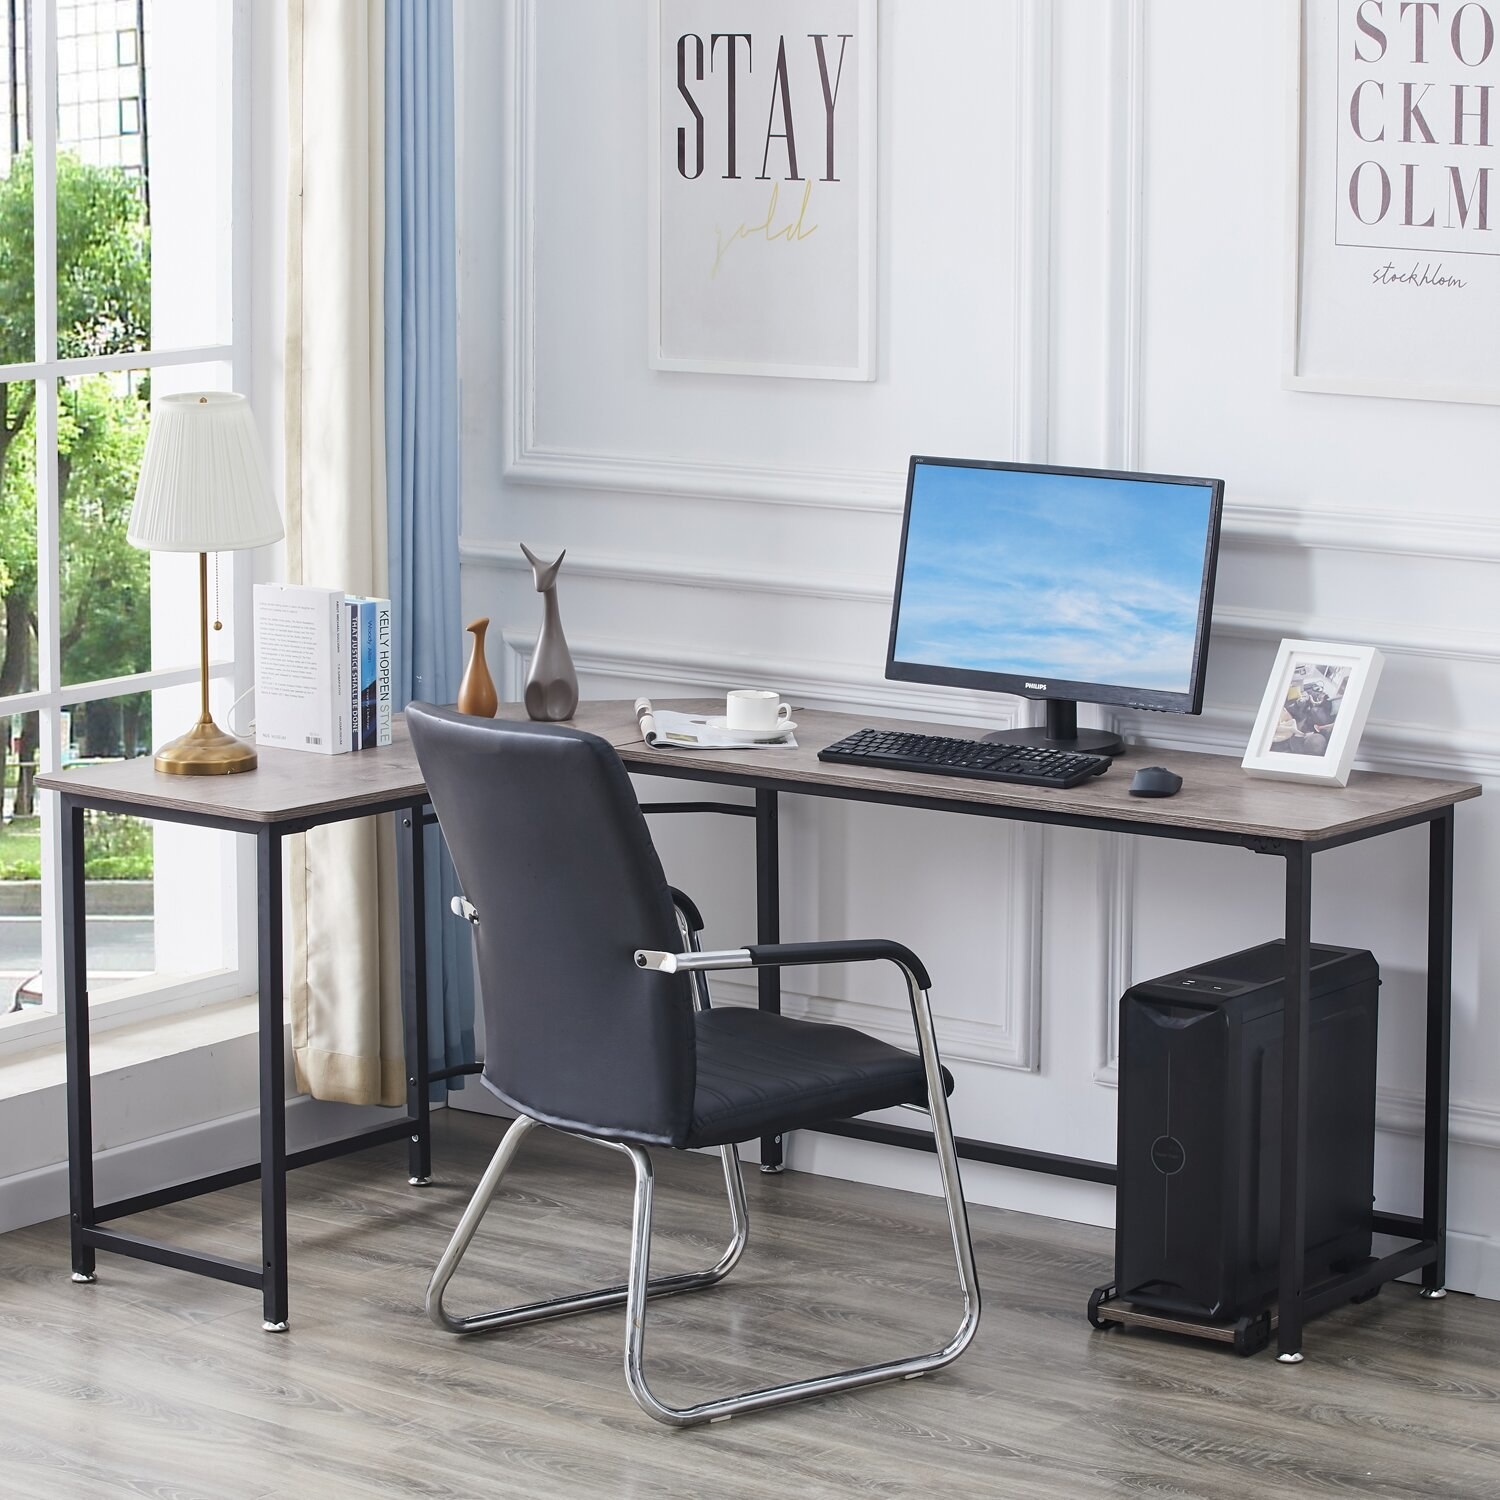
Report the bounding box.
[887,458,1223,714]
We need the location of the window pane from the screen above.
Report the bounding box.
[0,378,38,696]
[63,690,152,763]
[61,358,235,688]
[81,807,157,1000]
[61,694,156,1004]
[59,371,151,684]
[51,689,235,1010]
[0,1,35,367]
[0,709,41,1018]
[57,0,233,356]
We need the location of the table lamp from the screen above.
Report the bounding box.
[128,391,284,775]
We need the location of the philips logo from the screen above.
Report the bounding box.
[1025,682,1047,691]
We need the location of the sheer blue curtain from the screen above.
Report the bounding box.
[385,0,474,1089]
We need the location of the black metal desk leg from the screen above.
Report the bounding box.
[1422,808,1454,1296]
[1277,845,1313,1363]
[400,803,432,1185]
[62,798,95,1283]
[257,829,289,1331]
[756,789,784,1173]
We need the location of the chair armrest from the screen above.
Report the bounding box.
[634,938,932,991]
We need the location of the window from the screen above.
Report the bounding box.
[0,0,250,1046]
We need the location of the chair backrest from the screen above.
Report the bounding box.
[407,703,697,1146]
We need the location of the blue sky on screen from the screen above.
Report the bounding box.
[892,464,1214,694]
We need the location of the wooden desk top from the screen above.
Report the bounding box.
[38,699,1480,845]
[496,699,1481,846]
[37,719,426,826]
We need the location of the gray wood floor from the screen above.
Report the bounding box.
[2,1109,1498,1500]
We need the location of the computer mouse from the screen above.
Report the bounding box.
[1129,765,1183,798]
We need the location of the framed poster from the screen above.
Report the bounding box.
[1286,0,1500,404]
[648,0,877,380]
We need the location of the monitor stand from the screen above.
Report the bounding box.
[982,699,1124,758]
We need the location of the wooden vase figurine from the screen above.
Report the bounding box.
[521,543,578,722]
[457,617,498,718]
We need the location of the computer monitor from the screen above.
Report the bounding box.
[886,457,1224,757]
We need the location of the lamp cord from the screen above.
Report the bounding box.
[213,553,222,631]
[228,684,255,736]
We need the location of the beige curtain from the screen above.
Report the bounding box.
[283,0,404,1105]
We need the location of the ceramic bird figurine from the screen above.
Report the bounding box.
[521,543,578,721]
[457,617,498,717]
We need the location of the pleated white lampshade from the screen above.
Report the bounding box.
[128,391,284,552]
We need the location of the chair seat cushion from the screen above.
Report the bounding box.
[686,1007,953,1150]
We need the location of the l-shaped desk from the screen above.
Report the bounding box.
[502,698,1479,1363]
[45,698,1478,1362]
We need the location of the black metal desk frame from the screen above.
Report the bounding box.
[56,738,1458,1357]
[641,771,1455,1364]
[61,788,442,1331]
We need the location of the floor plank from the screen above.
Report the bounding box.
[1,1111,1496,1500]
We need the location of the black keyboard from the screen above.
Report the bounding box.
[818,728,1112,789]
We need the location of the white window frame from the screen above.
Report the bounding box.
[0,0,256,1053]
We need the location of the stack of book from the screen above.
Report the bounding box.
[253,583,394,755]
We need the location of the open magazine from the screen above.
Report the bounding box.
[635,698,798,749]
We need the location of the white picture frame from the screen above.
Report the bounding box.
[1284,1,1500,407]
[1242,640,1385,788]
[647,0,877,380]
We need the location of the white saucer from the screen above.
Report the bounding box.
[716,720,797,744]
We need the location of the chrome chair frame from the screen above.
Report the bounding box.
[427,908,981,1427]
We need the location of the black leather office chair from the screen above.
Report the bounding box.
[406,703,980,1427]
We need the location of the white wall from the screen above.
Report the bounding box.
[456,0,1500,1297]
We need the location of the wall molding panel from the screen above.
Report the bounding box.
[1213,608,1500,669]
[499,0,1050,514]
[1092,833,1135,1088]
[501,0,536,488]
[1102,0,1147,472]
[1131,704,1500,783]
[467,541,1500,672]
[711,921,1040,1072]
[503,448,909,516]
[491,610,1500,785]
[1010,0,1054,464]
[494,0,1500,562]
[500,630,1024,729]
[1379,1089,1500,1152]
[463,540,891,607]
[1221,502,1500,566]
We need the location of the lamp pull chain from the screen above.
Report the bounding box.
[213,552,222,631]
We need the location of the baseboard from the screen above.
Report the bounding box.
[0,1095,425,1236]
[1440,1230,1500,1301]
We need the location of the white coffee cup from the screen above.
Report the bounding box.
[726,689,791,733]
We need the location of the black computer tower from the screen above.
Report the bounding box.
[1114,940,1379,1323]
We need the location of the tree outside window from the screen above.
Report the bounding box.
[0,149,152,881]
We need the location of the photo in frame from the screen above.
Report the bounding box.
[1285,0,1500,405]
[648,0,877,379]
[1243,640,1385,787]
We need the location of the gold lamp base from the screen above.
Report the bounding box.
[152,552,258,776]
[154,715,258,776]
